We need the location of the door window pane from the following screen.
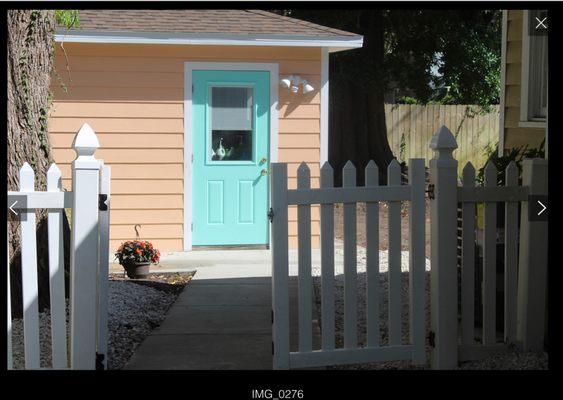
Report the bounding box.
[210,87,253,161]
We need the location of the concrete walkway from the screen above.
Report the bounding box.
[124,249,321,370]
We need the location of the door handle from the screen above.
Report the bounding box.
[260,157,267,164]
[261,169,268,176]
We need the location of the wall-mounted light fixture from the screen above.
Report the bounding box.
[280,77,292,89]
[279,75,314,94]
[302,81,314,94]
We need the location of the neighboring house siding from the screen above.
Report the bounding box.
[49,43,321,251]
[502,10,545,150]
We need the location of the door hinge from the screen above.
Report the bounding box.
[271,309,274,324]
[191,222,193,231]
[98,194,108,211]
[428,330,436,348]
[267,207,274,223]
[272,341,274,355]
[192,84,194,93]
[95,352,105,370]
[426,184,435,200]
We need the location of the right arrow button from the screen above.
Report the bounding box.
[537,200,547,216]
[529,195,548,221]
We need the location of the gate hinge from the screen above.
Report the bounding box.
[267,207,274,223]
[95,352,105,370]
[98,194,108,211]
[428,331,436,348]
[426,184,435,200]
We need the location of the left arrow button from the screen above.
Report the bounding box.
[9,200,18,215]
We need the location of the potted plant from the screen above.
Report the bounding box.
[115,240,160,279]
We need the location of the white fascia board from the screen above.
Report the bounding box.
[54,30,364,51]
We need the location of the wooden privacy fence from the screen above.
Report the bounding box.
[271,125,548,370]
[270,157,427,369]
[429,126,548,368]
[385,104,499,173]
[7,123,111,370]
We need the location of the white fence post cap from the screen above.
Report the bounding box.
[47,163,62,191]
[20,161,33,174]
[20,162,35,191]
[72,123,100,157]
[429,125,458,151]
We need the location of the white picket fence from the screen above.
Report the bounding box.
[429,126,548,368]
[271,125,548,370]
[7,123,111,370]
[270,157,427,369]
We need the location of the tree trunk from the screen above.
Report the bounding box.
[8,10,71,317]
[328,10,395,186]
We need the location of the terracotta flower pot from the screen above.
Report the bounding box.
[124,262,151,279]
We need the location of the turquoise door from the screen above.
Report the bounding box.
[192,70,270,246]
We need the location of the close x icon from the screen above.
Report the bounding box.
[529,10,548,36]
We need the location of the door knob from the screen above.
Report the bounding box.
[261,169,268,176]
[260,157,267,164]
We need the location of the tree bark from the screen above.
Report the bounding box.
[8,10,71,317]
[328,10,395,186]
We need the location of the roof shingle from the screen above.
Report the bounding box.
[63,9,361,38]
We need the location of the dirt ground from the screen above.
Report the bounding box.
[108,271,195,295]
[334,200,431,257]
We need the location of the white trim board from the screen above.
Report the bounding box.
[54,30,363,53]
[520,10,531,123]
[183,62,279,251]
[498,10,508,157]
[320,48,330,165]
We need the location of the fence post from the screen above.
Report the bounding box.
[7,224,12,370]
[97,162,111,369]
[20,162,40,369]
[70,123,101,370]
[270,163,290,369]
[517,158,548,351]
[429,125,459,369]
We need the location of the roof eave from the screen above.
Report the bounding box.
[54,29,363,51]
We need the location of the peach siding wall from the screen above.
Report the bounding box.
[49,43,321,252]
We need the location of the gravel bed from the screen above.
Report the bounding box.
[107,280,178,369]
[10,306,65,370]
[311,240,548,370]
[10,279,180,370]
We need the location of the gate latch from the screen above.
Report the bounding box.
[99,194,108,211]
[267,207,274,223]
[426,184,435,199]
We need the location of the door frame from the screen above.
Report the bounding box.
[183,61,279,251]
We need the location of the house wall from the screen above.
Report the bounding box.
[502,10,546,150]
[49,43,322,252]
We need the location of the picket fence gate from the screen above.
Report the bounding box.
[270,125,548,370]
[270,156,427,369]
[7,123,111,370]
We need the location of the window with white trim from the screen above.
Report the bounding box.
[521,10,548,123]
